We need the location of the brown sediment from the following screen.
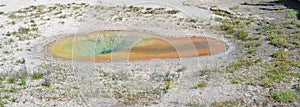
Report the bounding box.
[48,30,227,61]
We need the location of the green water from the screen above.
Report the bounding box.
[71,31,146,56]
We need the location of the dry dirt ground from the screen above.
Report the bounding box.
[0,0,299,106]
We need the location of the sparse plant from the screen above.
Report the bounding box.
[248,48,257,54]
[285,9,298,18]
[226,59,255,73]
[54,11,62,15]
[163,79,173,91]
[214,17,222,22]
[113,91,122,99]
[18,27,30,34]
[42,79,51,87]
[21,79,26,85]
[295,83,300,91]
[255,58,263,63]
[8,38,14,43]
[12,97,17,102]
[272,51,288,61]
[231,78,243,84]
[32,72,43,79]
[195,82,207,88]
[167,9,180,14]
[229,6,239,10]
[235,30,248,40]
[143,9,154,14]
[246,80,257,86]
[220,24,235,34]
[185,18,197,23]
[176,67,187,72]
[58,14,67,19]
[245,7,252,11]
[162,72,175,92]
[245,41,262,48]
[3,95,10,99]
[211,8,234,18]
[146,7,152,10]
[211,100,247,107]
[8,76,18,84]
[262,80,276,88]
[271,37,287,47]
[9,86,16,93]
[16,58,26,64]
[114,16,123,21]
[128,6,140,12]
[3,50,10,54]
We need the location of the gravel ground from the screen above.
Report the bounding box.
[0,0,299,106]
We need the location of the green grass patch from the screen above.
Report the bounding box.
[271,90,298,103]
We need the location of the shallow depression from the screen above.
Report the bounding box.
[48,30,227,61]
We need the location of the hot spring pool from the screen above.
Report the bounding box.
[48,30,227,61]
